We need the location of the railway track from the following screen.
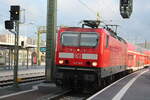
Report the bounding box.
[50,92,89,100]
[39,70,135,100]
[0,69,145,100]
[0,72,45,87]
[37,89,72,100]
[37,89,91,100]
[37,89,89,100]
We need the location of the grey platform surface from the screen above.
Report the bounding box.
[0,68,45,76]
[88,68,150,100]
[0,66,45,81]
[0,66,61,100]
[0,82,61,100]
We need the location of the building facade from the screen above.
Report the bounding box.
[0,33,46,67]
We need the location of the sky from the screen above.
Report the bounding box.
[0,0,149,43]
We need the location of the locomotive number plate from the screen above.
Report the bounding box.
[74,53,82,59]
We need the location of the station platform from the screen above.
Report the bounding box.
[0,67,45,81]
[0,66,45,88]
[0,64,64,100]
[0,68,45,77]
[0,82,62,100]
[87,67,150,100]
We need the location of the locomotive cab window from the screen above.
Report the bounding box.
[61,32,98,47]
[80,33,98,47]
[106,35,109,48]
[61,33,79,46]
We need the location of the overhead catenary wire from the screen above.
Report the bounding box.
[77,0,105,24]
[77,0,106,21]
[76,0,122,32]
[96,0,120,23]
[77,0,115,25]
[96,0,105,16]
[77,0,97,16]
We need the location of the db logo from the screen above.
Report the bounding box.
[74,53,82,59]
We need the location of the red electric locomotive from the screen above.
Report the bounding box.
[55,20,127,89]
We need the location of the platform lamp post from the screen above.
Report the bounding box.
[5,5,20,87]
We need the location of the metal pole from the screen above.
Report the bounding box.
[13,21,19,87]
[37,30,41,66]
[11,49,13,68]
[27,48,29,69]
[145,40,147,48]
[4,50,7,66]
[9,48,11,68]
[46,0,57,82]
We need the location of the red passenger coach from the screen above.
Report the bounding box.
[55,20,127,89]
[127,43,150,71]
[144,50,150,66]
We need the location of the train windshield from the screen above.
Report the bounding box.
[61,32,98,47]
[61,33,79,46]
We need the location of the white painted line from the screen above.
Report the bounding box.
[0,85,38,99]
[87,70,146,100]
[112,70,148,100]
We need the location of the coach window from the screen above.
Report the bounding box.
[106,35,109,48]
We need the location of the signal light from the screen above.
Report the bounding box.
[120,0,133,18]
[120,0,128,4]
[5,20,14,29]
[10,5,20,21]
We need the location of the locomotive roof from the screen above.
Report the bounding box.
[59,27,127,44]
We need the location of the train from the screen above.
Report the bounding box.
[127,43,150,71]
[54,20,150,90]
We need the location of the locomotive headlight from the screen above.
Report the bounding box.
[77,49,80,52]
[92,62,97,67]
[59,60,64,64]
